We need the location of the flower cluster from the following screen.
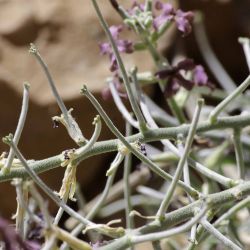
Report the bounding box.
[127,0,194,36]
[156,59,212,97]
[153,0,194,36]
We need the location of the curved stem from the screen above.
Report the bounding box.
[209,75,250,124]
[29,44,86,146]
[2,83,30,174]
[109,80,139,129]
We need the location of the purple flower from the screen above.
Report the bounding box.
[156,59,211,97]
[99,25,134,72]
[153,1,175,30]
[193,65,208,86]
[153,0,194,36]
[175,10,194,36]
[127,0,145,15]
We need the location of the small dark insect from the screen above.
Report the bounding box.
[52,119,60,128]
[137,141,147,156]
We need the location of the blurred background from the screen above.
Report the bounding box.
[0,0,249,229]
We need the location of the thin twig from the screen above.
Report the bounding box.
[2,83,30,174]
[29,44,86,146]
[109,80,139,129]
[156,99,203,218]
[209,74,250,123]
[239,37,250,71]
[201,219,242,250]
[233,128,245,179]
[1,113,247,185]
[123,122,134,232]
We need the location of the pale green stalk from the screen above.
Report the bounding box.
[11,178,28,239]
[214,197,250,227]
[201,219,242,250]
[233,128,245,179]
[239,37,250,71]
[123,122,134,232]
[130,205,207,245]
[2,83,30,174]
[29,44,86,146]
[109,80,139,129]
[156,99,203,218]
[209,75,250,123]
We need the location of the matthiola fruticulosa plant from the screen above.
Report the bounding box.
[0,0,250,250]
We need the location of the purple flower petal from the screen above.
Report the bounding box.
[156,58,210,97]
[109,53,119,72]
[176,58,195,71]
[109,25,123,40]
[116,39,134,53]
[175,10,194,36]
[128,0,145,15]
[193,65,208,86]
[175,73,194,90]
[99,25,134,72]
[155,67,175,79]
[153,1,175,30]
[164,77,180,98]
[99,42,111,55]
